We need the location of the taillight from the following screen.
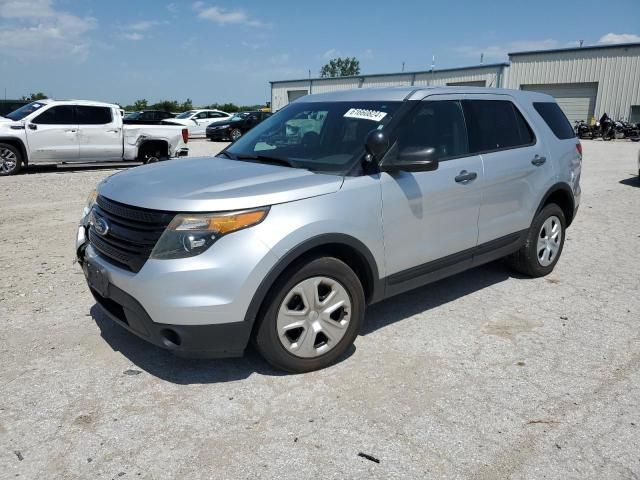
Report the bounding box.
[182,128,189,144]
[576,142,582,156]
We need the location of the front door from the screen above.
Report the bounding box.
[25,105,79,162]
[77,106,122,161]
[381,96,483,284]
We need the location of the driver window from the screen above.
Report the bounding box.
[392,100,468,161]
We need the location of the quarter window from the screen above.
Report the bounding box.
[462,100,535,153]
[533,102,575,139]
[32,105,74,125]
[391,100,469,161]
[76,106,112,125]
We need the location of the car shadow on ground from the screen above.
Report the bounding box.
[24,162,139,174]
[91,260,520,383]
[619,175,640,188]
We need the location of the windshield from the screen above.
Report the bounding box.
[175,110,196,119]
[225,101,401,173]
[231,112,250,121]
[5,101,47,121]
[124,112,142,120]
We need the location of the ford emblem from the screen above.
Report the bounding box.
[94,215,110,236]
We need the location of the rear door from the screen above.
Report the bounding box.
[461,96,550,244]
[77,106,122,161]
[381,96,483,282]
[25,105,78,162]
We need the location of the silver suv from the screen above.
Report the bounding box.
[76,87,581,372]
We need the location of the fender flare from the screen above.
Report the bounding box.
[0,137,29,166]
[243,233,383,327]
[534,182,576,226]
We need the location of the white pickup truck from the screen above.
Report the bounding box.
[0,99,189,175]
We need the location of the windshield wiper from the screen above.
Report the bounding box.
[235,154,297,168]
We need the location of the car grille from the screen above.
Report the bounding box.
[88,195,175,273]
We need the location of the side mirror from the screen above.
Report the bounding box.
[365,129,389,161]
[382,146,439,173]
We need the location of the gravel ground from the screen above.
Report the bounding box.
[1,139,639,480]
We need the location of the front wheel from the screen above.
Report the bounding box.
[254,257,365,373]
[0,143,22,176]
[230,128,242,142]
[508,203,566,277]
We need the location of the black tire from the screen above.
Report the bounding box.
[0,143,22,176]
[509,203,566,277]
[230,128,242,142]
[254,257,365,373]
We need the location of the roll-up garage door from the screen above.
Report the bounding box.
[447,80,486,87]
[521,83,597,124]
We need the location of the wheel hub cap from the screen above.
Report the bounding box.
[536,215,562,267]
[276,276,352,358]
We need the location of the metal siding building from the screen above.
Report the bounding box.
[270,43,640,123]
[270,64,508,111]
[506,43,640,123]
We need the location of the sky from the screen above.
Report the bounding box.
[1,0,639,106]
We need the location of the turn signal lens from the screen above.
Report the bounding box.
[83,189,97,218]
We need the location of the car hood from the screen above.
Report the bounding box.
[0,116,12,123]
[98,156,344,212]
[161,118,193,127]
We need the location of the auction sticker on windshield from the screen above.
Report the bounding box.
[344,108,388,122]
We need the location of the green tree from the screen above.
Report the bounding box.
[180,98,193,111]
[320,57,360,77]
[151,100,179,112]
[133,99,148,110]
[21,92,48,101]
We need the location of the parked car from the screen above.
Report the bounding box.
[162,109,231,137]
[77,86,581,372]
[123,110,176,125]
[206,111,272,141]
[0,99,189,175]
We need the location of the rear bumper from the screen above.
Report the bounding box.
[90,282,250,358]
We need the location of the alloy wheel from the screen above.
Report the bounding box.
[1,147,18,174]
[537,215,562,267]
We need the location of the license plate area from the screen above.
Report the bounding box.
[84,258,109,298]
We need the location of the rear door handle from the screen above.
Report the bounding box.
[455,170,477,184]
[531,155,547,166]
[107,129,120,133]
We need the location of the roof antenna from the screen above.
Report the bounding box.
[480,53,484,64]
[579,40,584,48]
[402,61,405,72]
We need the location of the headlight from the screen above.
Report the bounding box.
[150,207,269,259]
[82,189,97,219]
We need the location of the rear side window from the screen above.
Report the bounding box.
[32,105,74,125]
[462,100,535,153]
[533,102,575,139]
[76,106,112,125]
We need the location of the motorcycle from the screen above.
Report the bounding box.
[600,113,616,141]
[574,120,594,139]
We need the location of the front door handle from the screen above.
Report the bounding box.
[455,170,477,184]
[531,155,547,166]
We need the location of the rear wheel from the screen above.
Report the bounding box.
[509,203,566,277]
[254,257,365,373]
[0,143,22,176]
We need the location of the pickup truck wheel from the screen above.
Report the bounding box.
[508,203,566,277]
[0,143,22,176]
[254,257,365,373]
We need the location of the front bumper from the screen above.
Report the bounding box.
[206,129,229,140]
[76,221,279,358]
[89,281,250,358]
